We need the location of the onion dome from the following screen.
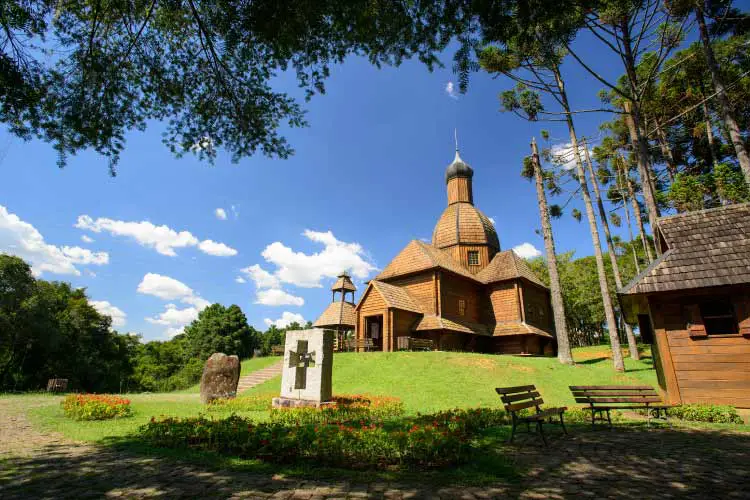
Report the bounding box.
[445,150,474,183]
[432,203,500,251]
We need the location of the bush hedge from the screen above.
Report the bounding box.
[62,394,133,420]
[138,406,510,469]
[667,404,744,424]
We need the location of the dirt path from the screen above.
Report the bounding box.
[2,397,750,499]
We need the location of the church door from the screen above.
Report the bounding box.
[366,315,384,351]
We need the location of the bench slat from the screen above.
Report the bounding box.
[571,390,658,396]
[506,399,543,412]
[574,397,663,404]
[495,385,536,395]
[569,385,653,391]
[501,391,541,404]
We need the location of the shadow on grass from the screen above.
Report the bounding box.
[2,422,749,498]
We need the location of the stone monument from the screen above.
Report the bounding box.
[200,353,241,404]
[272,329,333,408]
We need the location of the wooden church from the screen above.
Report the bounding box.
[314,148,556,354]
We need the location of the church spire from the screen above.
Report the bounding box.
[445,133,474,205]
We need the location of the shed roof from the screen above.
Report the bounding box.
[492,321,553,338]
[313,301,356,329]
[620,203,750,295]
[414,315,491,336]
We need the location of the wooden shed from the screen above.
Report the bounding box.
[619,203,750,408]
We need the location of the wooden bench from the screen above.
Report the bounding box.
[271,345,285,356]
[496,385,567,446]
[347,338,375,352]
[396,337,434,351]
[569,385,672,428]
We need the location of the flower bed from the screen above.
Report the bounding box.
[138,407,509,469]
[270,394,404,425]
[62,394,132,420]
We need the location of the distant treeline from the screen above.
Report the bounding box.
[0,254,300,393]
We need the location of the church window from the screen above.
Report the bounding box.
[468,251,480,266]
[458,298,466,316]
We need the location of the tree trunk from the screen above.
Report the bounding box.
[530,137,574,365]
[654,118,678,182]
[622,101,662,255]
[621,154,655,264]
[554,68,625,372]
[696,5,750,186]
[583,140,640,360]
[615,158,641,275]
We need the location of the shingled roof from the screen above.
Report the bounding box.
[476,250,546,288]
[362,280,423,314]
[620,203,750,295]
[375,240,477,281]
[414,315,492,336]
[313,301,356,328]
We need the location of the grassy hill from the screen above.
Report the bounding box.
[244,345,657,412]
[27,345,657,443]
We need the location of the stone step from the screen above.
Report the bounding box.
[234,360,283,393]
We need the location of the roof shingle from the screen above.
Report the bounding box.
[620,203,750,295]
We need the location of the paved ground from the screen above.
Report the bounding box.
[1,397,750,499]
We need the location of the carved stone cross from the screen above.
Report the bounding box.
[288,340,316,390]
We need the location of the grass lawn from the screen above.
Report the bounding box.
[242,345,659,412]
[27,345,656,443]
[15,345,749,486]
[175,355,282,394]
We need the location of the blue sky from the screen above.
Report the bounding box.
[0,29,690,340]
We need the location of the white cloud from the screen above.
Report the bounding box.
[240,264,280,289]
[230,205,239,219]
[0,205,108,276]
[512,242,543,260]
[264,311,306,328]
[550,142,591,171]
[81,235,94,243]
[259,229,376,288]
[138,273,211,337]
[90,300,127,327]
[215,208,227,220]
[61,246,109,265]
[488,217,496,225]
[198,239,238,257]
[146,303,201,326]
[137,273,194,300]
[235,276,246,284]
[255,288,304,306]
[75,215,236,257]
[445,81,459,100]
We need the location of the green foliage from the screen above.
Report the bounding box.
[0,254,139,392]
[669,173,707,212]
[269,395,405,426]
[0,0,469,170]
[62,394,132,420]
[183,304,260,361]
[668,404,744,424]
[571,208,582,221]
[138,407,510,469]
[714,163,750,204]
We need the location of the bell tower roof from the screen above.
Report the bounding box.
[331,271,356,292]
[445,149,474,183]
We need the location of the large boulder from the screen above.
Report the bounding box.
[199,353,241,404]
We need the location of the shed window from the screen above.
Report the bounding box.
[467,251,480,266]
[699,299,738,335]
[458,298,466,316]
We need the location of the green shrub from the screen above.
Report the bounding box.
[207,393,275,412]
[667,404,743,424]
[138,413,470,469]
[269,394,404,425]
[62,394,133,420]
